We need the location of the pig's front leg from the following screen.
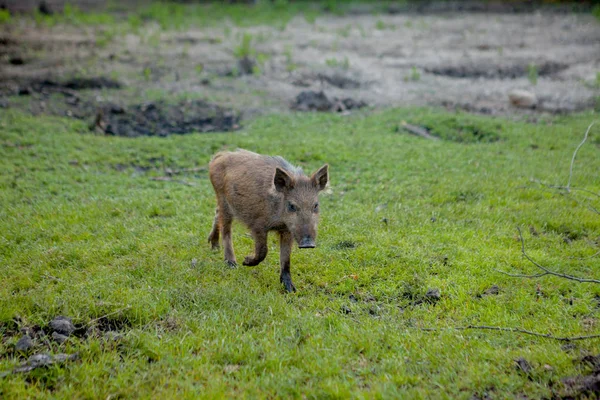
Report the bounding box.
[243,230,268,266]
[278,231,296,292]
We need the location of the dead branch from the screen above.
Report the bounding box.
[421,325,600,341]
[497,227,600,284]
[150,176,197,187]
[566,121,596,193]
[399,121,439,140]
[495,269,547,279]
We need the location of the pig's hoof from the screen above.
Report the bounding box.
[280,276,296,293]
[225,260,237,268]
[210,242,220,250]
[243,256,259,266]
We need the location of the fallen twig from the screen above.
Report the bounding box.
[421,325,600,341]
[496,227,600,284]
[399,121,439,141]
[150,177,197,187]
[566,121,596,193]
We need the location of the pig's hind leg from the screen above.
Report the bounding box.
[219,202,237,267]
[207,208,220,249]
[243,230,268,266]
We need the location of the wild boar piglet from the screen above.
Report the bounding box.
[208,149,329,292]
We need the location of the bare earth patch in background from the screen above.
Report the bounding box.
[0,3,599,135]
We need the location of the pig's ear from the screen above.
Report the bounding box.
[274,168,294,192]
[311,164,329,191]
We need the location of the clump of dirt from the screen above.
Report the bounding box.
[481,285,500,297]
[424,60,567,79]
[515,357,533,374]
[405,114,503,143]
[237,56,256,75]
[92,99,240,137]
[317,73,361,89]
[92,315,134,332]
[400,282,442,306]
[1,77,122,96]
[557,354,600,399]
[291,91,367,113]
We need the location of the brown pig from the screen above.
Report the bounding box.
[208,149,329,292]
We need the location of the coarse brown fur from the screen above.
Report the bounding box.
[208,149,329,292]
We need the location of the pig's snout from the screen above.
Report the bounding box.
[298,236,316,249]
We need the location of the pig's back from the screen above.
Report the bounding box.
[209,150,302,215]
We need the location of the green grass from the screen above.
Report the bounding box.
[0,9,11,25]
[404,66,421,82]
[528,63,539,86]
[325,57,350,70]
[33,3,114,27]
[1,108,599,398]
[136,2,318,30]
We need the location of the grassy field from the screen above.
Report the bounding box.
[1,106,599,398]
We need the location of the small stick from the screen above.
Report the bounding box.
[515,227,600,284]
[399,121,439,140]
[566,121,596,193]
[421,325,600,341]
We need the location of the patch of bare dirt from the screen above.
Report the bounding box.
[0,2,599,125]
[0,76,122,96]
[1,74,240,136]
[92,99,240,137]
[291,90,367,112]
[424,60,568,79]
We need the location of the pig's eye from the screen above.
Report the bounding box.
[313,203,319,213]
[287,202,298,212]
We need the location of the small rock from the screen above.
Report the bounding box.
[28,353,53,367]
[483,285,500,296]
[15,335,34,352]
[508,89,537,108]
[515,357,532,374]
[49,316,75,336]
[425,288,441,302]
[349,294,358,303]
[341,305,352,314]
[191,258,198,268]
[52,332,69,344]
